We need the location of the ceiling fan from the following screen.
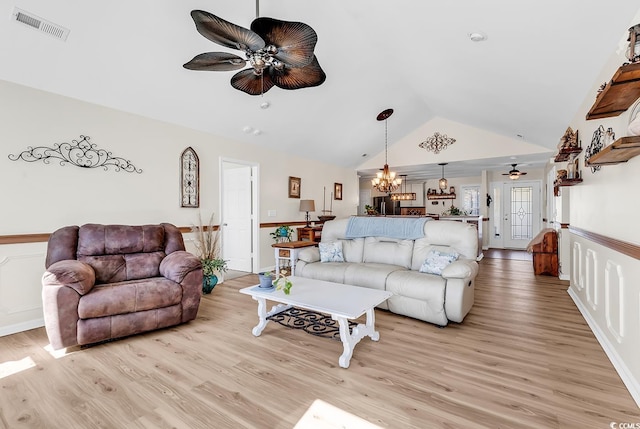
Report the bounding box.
[183,5,326,96]
[502,164,528,180]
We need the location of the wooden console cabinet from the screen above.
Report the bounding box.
[526,228,558,277]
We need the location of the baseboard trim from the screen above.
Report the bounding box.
[0,318,44,338]
[568,288,640,408]
[559,273,570,281]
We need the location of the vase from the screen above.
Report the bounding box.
[202,274,218,294]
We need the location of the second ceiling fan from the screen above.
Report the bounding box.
[502,164,528,180]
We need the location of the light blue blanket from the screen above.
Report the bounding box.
[345,216,429,240]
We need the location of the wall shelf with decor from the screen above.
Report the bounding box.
[585,136,640,166]
[553,178,583,197]
[554,178,583,187]
[586,62,640,120]
[554,147,583,162]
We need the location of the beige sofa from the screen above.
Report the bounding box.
[294,217,479,326]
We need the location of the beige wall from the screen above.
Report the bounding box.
[0,79,358,335]
[562,47,640,406]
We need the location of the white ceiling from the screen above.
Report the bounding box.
[2,1,639,179]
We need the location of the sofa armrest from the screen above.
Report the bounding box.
[42,260,96,295]
[298,247,320,263]
[160,251,202,323]
[160,251,202,283]
[441,259,478,280]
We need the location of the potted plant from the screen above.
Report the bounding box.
[192,212,227,294]
[365,205,378,215]
[258,269,293,294]
[270,225,294,243]
[258,271,274,288]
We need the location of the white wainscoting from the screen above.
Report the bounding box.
[568,233,640,407]
[0,242,47,337]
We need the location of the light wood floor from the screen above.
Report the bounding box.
[1,259,639,428]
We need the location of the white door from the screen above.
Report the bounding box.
[502,181,541,249]
[221,160,255,272]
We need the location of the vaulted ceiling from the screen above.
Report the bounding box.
[2,1,639,178]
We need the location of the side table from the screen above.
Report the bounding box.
[297,226,323,242]
[272,241,318,275]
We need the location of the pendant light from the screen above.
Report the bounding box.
[372,108,401,193]
[390,175,416,201]
[438,163,448,191]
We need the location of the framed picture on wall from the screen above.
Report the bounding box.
[289,176,301,198]
[334,183,342,200]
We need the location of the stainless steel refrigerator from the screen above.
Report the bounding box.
[372,196,400,216]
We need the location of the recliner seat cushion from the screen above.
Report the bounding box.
[344,263,406,291]
[78,277,182,319]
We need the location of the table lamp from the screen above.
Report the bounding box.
[299,200,315,227]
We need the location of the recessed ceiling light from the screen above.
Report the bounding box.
[242,126,253,134]
[260,101,270,109]
[468,32,487,42]
[252,129,262,136]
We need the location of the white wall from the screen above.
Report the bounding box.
[563,43,640,406]
[0,79,358,335]
[359,116,552,171]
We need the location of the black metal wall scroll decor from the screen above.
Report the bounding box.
[8,135,142,173]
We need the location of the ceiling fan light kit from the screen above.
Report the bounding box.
[502,163,528,180]
[183,8,326,95]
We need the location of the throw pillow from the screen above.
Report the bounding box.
[419,249,459,275]
[319,241,344,263]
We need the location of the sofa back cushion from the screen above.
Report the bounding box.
[423,220,477,259]
[321,219,365,263]
[363,237,414,269]
[77,224,168,284]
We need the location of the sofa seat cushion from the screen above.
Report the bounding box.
[386,270,445,301]
[298,262,354,284]
[78,277,182,319]
[344,263,407,291]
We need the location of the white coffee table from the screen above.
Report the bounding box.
[239,276,392,368]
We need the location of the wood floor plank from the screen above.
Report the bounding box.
[1,260,639,428]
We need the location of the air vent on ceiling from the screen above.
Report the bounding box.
[12,7,70,41]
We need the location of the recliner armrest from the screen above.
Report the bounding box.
[42,260,96,295]
[441,259,478,280]
[160,251,202,284]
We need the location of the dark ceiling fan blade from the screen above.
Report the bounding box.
[519,172,528,175]
[190,10,265,52]
[270,55,326,90]
[230,68,275,95]
[251,17,317,67]
[183,52,247,71]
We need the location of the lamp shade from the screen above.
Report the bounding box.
[299,200,315,212]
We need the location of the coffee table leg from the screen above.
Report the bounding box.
[335,309,380,368]
[251,297,291,337]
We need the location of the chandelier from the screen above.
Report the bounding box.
[419,132,456,154]
[372,108,401,193]
[391,175,416,201]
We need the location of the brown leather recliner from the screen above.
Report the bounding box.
[42,223,202,350]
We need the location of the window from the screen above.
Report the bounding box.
[461,185,480,215]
